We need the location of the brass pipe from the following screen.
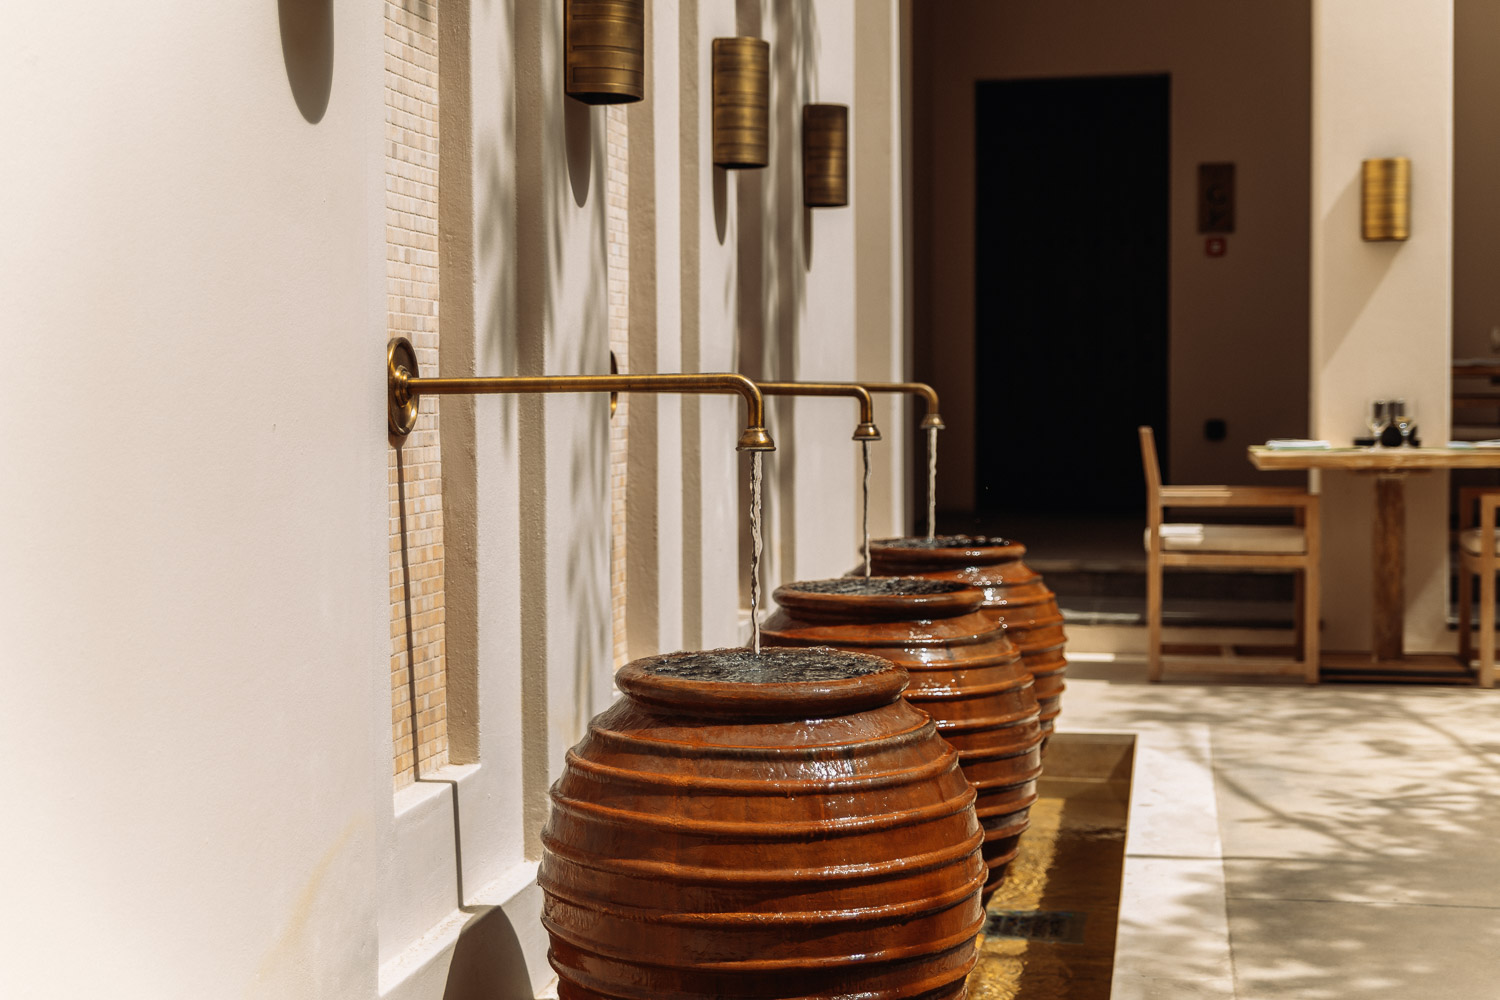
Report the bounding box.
[859,381,945,431]
[755,381,882,442]
[387,337,774,451]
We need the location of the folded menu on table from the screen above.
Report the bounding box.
[1264,439,1333,450]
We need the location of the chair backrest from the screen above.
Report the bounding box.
[1138,425,1163,504]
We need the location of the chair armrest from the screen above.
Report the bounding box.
[1159,486,1316,509]
[1458,487,1500,530]
[1482,494,1500,530]
[1472,494,1500,567]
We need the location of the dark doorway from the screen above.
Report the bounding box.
[974,75,1170,515]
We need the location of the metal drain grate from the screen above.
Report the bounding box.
[983,909,1088,944]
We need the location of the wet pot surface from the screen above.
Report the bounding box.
[539,646,985,1000]
[868,536,1069,745]
[762,578,1046,900]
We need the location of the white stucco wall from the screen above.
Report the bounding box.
[856,0,912,543]
[1,2,389,997]
[1,2,909,997]
[632,0,908,635]
[730,0,906,591]
[784,0,864,582]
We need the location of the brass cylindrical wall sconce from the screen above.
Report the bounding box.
[803,104,849,207]
[1361,157,1410,242]
[712,37,770,168]
[564,0,645,105]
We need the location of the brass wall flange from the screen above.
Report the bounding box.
[609,350,619,416]
[388,337,421,436]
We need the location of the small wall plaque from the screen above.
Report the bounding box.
[1198,163,1235,234]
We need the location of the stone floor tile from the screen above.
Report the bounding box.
[1112,977,1237,1000]
[1058,666,1500,999]
[1224,854,1500,911]
[1228,897,1500,999]
[1125,728,1222,859]
[1116,857,1233,983]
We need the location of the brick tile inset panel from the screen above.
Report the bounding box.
[387,0,448,787]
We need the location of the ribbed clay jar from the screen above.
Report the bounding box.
[538,646,985,1000]
[760,579,1044,900]
[868,536,1068,748]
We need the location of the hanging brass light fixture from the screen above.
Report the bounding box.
[564,0,645,105]
[712,37,770,168]
[1361,158,1410,242]
[803,103,849,207]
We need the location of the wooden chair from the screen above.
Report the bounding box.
[1139,426,1321,683]
[1455,487,1500,688]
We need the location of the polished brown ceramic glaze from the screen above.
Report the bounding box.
[538,647,985,999]
[760,579,1044,900]
[868,536,1068,747]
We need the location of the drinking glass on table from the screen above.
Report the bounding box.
[1366,400,1391,446]
[1391,399,1415,445]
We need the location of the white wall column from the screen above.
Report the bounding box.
[855,0,910,542]
[623,0,689,660]
[2,3,389,996]
[1310,0,1454,652]
[786,0,862,582]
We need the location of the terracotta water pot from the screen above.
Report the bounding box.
[760,578,1044,900]
[868,536,1068,747]
[538,646,985,1000]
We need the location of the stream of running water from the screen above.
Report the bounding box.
[749,451,763,653]
[862,441,871,577]
[926,426,939,541]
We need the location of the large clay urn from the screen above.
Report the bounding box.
[869,536,1068,746]
[538,646,985,999]
[760,578,1044,899]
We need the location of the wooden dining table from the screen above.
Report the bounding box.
[1248,445,1500,681]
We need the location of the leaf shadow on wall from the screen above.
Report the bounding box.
[507,0,613,858]
[278,0,334,124]
[734,0,819,593]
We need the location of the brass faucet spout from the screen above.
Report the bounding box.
[755,381,882,442]
[859,381,944,430]
[387,337,774,451]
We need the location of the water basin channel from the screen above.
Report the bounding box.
[970,734,1134,1000]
